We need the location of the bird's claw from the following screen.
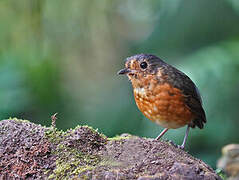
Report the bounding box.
[167,140,185,149]
[178,145,185,149]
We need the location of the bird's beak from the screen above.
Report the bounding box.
[117,68,131,75]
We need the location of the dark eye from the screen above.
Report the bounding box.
[140,62,148,69]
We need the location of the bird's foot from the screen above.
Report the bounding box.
[178,145,185,149]
[167,140,185,149]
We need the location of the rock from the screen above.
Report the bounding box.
[0,119,221,180]
[217,144,239,180]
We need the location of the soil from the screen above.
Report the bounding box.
[0,119,221,180]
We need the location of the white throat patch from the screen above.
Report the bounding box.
[134,87,146,96]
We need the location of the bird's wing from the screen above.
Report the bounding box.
[165,66,206,129]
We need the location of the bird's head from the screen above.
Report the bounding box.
[118,54,165,83]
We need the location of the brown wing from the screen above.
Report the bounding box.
[184,91,206,129]
[163,65,206,129]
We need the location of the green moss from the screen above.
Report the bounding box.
[82,125,107,139]
[44,128,66,144]
[48,146,101,179]
[73,165,94,175]
[44,125,106,179]
[8,117,30,123]
[215,169,227,180]
[108,135,132,141]
[98,159,122,167]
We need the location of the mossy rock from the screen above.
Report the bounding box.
[0,119,221,180]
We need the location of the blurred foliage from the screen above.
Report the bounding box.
[0,0,239,168]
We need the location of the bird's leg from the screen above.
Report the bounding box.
[180,125,190,149]
[155,128,169,140]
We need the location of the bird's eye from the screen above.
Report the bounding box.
[140,62,148,69]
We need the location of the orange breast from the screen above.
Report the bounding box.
[134,83,194,129]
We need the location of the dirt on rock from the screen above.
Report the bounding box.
[0,119,221,180]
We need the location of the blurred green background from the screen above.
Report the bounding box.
[0,0,239,168]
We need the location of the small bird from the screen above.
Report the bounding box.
[118,54,206,149]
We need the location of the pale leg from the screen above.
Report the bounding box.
[155,128,169,140]
[180,125,190,149]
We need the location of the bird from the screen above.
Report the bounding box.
[117,54,206,149]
